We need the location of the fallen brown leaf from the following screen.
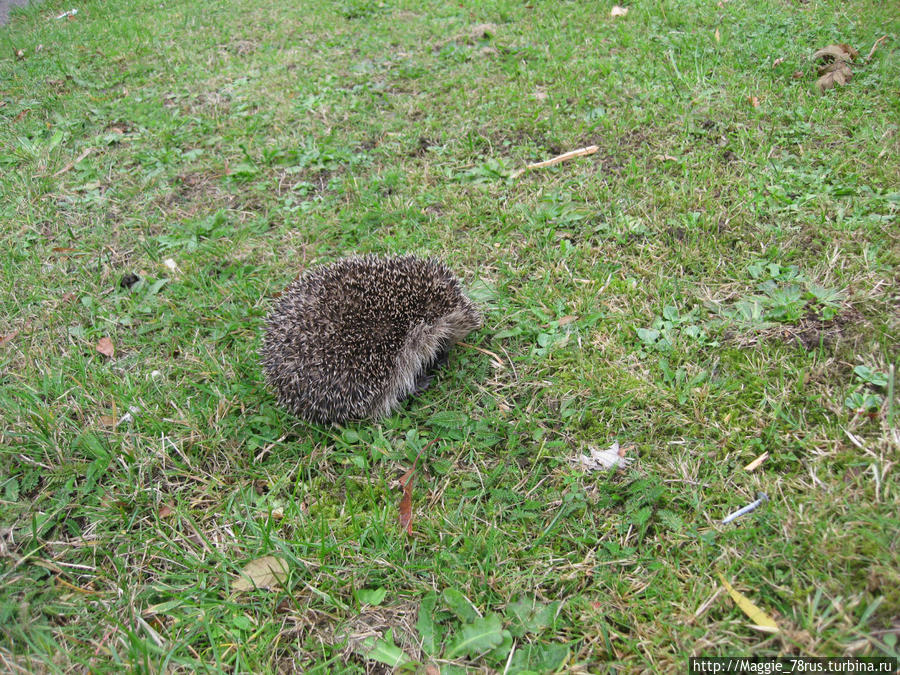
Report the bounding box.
[748,96,760,108]
[816,61,852,94]
[396,440,435,535]
[96,337,115,358]
[232,555,289,592]
[98,415,116,427]
[772,57,785,68]
[158,504,175,518]
[714,28,720,43]
[0,330,20,347]
[13,108,30,122]
[398,467,415,535]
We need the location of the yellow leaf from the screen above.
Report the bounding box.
[743,451,769,472]
[717,574,779,633]
[232,555,289,592]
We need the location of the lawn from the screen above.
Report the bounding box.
[1,0,898,671]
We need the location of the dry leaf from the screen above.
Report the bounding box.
[0,330,19,347]
[792,70,804,79]
[232,555,289,592]
[557,315,578,326]
[812,43,857,63]
[98,415,116,427]
[610,6,628,17]
[717,573,780,633]
[654,154,679,162]
[772,57,785,68]
[158,504,174,518]
[15,49,25,60]
[575,441,634,471]
[816,61,852,94]
[748,96,760,108]
[96,337,115,358]
[714,28,720,43]
[14,108,30,122]
[398,468,415,535]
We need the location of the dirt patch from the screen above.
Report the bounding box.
[723,307,867,351]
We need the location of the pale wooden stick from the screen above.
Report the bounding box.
[513,145,599,178]
[525,145,598,170]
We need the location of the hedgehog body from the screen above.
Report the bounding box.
[261,255,482,424]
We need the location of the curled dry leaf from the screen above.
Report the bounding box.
[812,43,858,63]
[610,6,628,17]
[232,555,289,592]
[96,337,115,358]
[158,504,175,518]
[772,57,785,68]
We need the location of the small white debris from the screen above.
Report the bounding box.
[150,370,162,380]
[163,258,179,273]
[55,8,78,19]
[610,5,628,17]
[116,405,141,427]
[575,441,634,471]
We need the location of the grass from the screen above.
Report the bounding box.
[1,0,898,671]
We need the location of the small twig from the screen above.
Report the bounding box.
[458,341,504,370]
[52,147,93,177]
[865,35,888,62]
[512,145,599,178]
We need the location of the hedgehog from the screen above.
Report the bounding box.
[261,254,483,424]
